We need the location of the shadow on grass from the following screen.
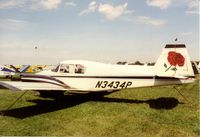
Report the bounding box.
[0,92,183,119]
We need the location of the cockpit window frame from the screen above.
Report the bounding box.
[52,63,86,74]
[75,64,86,74]
[59,64,70,73]
[51,64,59,72]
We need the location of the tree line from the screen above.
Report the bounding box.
[116,61,155,66]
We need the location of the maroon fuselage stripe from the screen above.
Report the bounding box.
[21,79,70,88]
[21,74,70,88]
[22,74,66,85]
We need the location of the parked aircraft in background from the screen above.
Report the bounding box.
[0,44,195,95]
[0,65,30,78]
[0,66,15,78]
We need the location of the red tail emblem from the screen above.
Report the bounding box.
[164,51,185,72]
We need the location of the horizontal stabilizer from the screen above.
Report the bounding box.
[156,75,194,79]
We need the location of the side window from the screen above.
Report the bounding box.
[59,64,69,73]
[51,64,59,72]
[75,64,86,74]
[58,64,85,74]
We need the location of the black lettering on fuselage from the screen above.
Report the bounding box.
[126,81,132,88]
[101,81,108,88]
[95,81,103,88]
[95,81,133,89]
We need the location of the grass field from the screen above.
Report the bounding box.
[0,76,199,137]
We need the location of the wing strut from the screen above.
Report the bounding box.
[0,91,28,116]
[173,86,192,107]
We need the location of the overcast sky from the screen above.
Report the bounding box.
[0,0,199,65]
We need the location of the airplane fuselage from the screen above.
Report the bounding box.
[19,60,194,92]
[0,44,196,92]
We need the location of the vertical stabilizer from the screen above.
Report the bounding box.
[19,65,31,73]
[154,44,194,77]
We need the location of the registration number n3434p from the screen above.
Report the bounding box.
[95,81,132,89]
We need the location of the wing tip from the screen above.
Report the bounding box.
[0,82,21,91]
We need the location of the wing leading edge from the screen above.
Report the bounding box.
[0,81,70,91]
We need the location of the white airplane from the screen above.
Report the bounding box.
[0,44,195,95]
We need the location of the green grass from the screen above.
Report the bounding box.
[0,76,199,137]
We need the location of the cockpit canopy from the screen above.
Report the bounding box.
[51,63,86,74]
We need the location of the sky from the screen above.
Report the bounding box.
[0,0,199,65]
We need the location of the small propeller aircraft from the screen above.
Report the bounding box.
[0,44,195,95]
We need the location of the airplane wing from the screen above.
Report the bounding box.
[0,81,70,91]
[0,74,71,91]
[1,66,15,73]
[10,65,20,73]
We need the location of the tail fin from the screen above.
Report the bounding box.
[10,65,30,73]
[154,44,194,77]
[19,65,30,73]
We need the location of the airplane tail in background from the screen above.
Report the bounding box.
[19,65,30,73]
[154,44,194,78]
[10,65,30,73]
